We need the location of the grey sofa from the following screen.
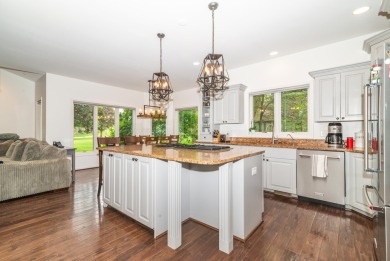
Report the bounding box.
[0,139,71,201]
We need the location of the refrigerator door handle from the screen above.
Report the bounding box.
[364,83,381,172]
[364,185,384,212]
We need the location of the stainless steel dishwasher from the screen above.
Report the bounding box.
[297,149,345,207]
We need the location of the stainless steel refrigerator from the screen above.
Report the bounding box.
[364,42,390,261]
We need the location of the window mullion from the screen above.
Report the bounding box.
[274,92,281,134]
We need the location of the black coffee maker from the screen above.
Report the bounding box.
[325,123,343,148]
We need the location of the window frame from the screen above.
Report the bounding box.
[249,84,311,138]
[73,101,135,155]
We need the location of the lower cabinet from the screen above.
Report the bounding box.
[263,157,297,194]
[345,152,376,217]
[260,148,297,195]
[103,152,154,228]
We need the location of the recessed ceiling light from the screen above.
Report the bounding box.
[193,61,200,66]
[353,6,370,15]
[269,51,278,56]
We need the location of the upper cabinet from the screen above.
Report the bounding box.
[214,84,247,124]
[310,62,370,122]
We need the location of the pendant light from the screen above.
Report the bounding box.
[148,33,173,102]
[196,2,229,94]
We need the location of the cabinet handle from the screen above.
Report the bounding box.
[266,159,269,161]
[342,117,345,120]
[134,158,138,162]
[336,117,339,120]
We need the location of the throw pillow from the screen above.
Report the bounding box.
[10,141,28,161]
[21,141,41,161]
[5,140,21,158]
[0,133,19,141]
[0,140,13,156]
[40,146,66,160]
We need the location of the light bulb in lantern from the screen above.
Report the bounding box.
[138,108,142,115]
[204,63,212,76]
[216,64,223,75]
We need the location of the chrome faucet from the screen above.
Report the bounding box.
[287,134,295,146]
[267,124,278,144]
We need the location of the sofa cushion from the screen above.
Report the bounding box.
[5,140,21,158]
[21,141,41,161]
[0,133,19,141]
[0,140,13,156]
[40,146,66,160]
[10,141,29,161]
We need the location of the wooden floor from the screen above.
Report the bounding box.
[0,168,375,261]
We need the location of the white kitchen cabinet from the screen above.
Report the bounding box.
[264,157,296,194]
[214,84,246,124]
[259,147,297,195]
[103,152,154,229]
[310,62,370,122]
[103,151,123,211]
[345,152,376,217]
[122,154,153,228]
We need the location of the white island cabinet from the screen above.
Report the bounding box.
[101,145,264,254]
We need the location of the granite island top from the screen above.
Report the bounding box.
[97,144,264,165]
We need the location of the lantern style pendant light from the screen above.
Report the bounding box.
[196,2,229,94]
[149,33,173,102]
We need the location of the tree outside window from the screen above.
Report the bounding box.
[74,103,94,152]
[178,108,198,144]
[252,94,274,132]
[251,86,308,134]
[281,89,308,132]
[152,119,166,137]
[119,108,133,142]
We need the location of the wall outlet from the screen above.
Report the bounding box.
[251,166,257,175]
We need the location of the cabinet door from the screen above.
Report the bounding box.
[340,69,369,121]
[225,90,240,123]
[266,158,296,194]
[136,156,153,228]
[213,97,224,124]
[111,153,123,211]
[347,153,375,216]
[102,152,112,204]
[314,74,341,121]
[123,155,137,219]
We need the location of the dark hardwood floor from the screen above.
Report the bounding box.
[0,168,374,260]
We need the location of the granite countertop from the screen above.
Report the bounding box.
[198,137,366,154]
[97,144,264,165]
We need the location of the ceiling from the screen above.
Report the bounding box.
[0,0,389,91]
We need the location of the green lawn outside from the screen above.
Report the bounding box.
[74,133,94,152]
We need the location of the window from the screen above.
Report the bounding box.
[281,89,308,132]
[74,103,134,152]
[119,108,133,141]
[178,108,198,144]
[252,93,274,132]
[152,119,166,137]
[74,104,94,152]
[251,86,308,134]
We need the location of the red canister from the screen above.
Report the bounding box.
[346,137,354,149]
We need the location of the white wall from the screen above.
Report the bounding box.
[35,74,46,140]
[45,73,147,169]
[0,69,35,138]
[211,32,376,139]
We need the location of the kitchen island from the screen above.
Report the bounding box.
[97,144,264,254]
